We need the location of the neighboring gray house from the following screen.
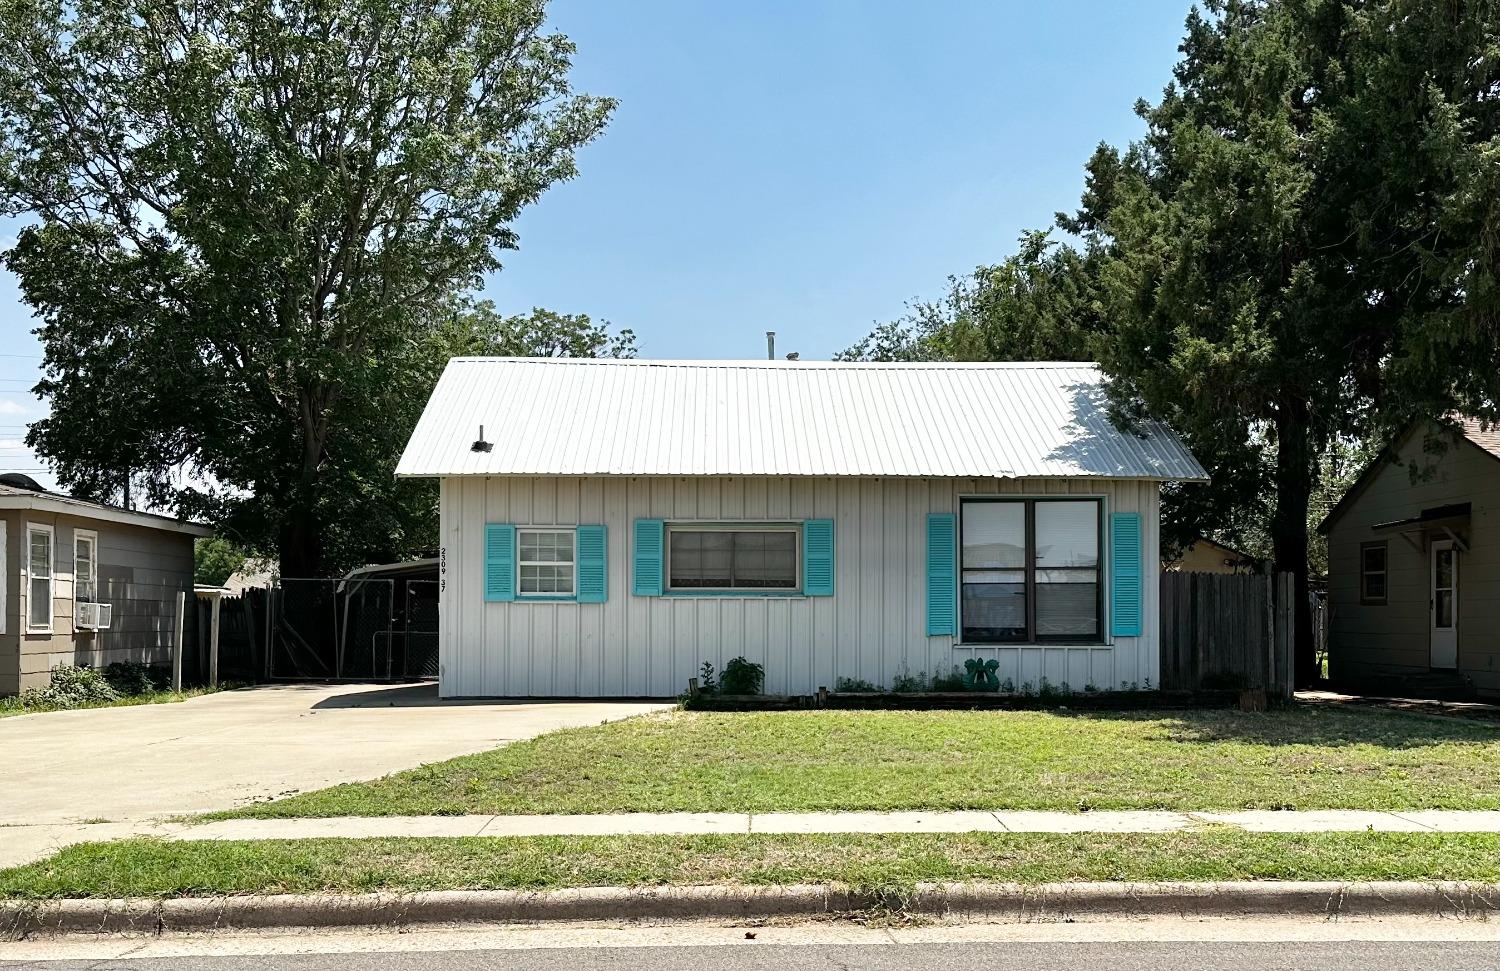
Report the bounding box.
[1319,418,1500,698]
[0,478,212,695]
[398,358,1207,699]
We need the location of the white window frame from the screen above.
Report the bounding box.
[74,528,99,605]
[26,522,55,634]
[516,526,577,598]
[664,522,802,593]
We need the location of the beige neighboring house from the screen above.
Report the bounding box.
[1163,536,1262,574]
[0,478,212,695]
[1318,418,1500,698]
[224,557,278,595]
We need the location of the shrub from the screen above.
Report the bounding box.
[929,666,967,692]
[103,660,162,695]
[719,656,764,695]
[890,669,927,693]
[834,676,883,693]
[24,664,119,710]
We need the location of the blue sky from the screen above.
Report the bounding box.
[0,0,1194,482]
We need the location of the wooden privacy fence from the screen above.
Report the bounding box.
[1159,571,1295,698]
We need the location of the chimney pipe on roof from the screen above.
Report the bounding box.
[766,331,775,361]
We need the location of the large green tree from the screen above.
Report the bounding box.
[839,230,1105,363]
[1074,0,1500,683]
[0,0,613,576]
[843,0,1500,685]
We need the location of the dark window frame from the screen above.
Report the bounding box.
[1360,541,1388,605]
[959,497,1104,645]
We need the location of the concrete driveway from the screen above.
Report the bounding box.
[0,683,666,864]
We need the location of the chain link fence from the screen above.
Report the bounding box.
[259,577,436,681]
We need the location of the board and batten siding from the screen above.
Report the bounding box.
[438,475,1161,698]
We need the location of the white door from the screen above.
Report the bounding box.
[1430,540,1458,669]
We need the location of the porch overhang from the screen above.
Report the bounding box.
[1371,502,1471,552]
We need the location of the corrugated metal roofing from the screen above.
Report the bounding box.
[397,358,1209,481]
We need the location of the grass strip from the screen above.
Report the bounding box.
[2,832,1496,899]
[213,707,1500,818]
[0,685,231,719]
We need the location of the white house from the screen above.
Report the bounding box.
[398,358,1207,698]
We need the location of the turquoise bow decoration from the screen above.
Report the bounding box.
[963,658,1000,691]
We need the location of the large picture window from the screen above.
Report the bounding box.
[667,525,798,591]
[517,528,575,596]
[961,498,1101,643]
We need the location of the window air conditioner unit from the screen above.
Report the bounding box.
[76,602,113,630]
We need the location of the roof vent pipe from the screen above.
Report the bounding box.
[471,425,493,453]
[766,331,775,360]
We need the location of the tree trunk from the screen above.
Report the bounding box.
[277,502,323,579]
[1272,397,1318,687]
[277,387,331,578]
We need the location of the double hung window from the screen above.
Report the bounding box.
[960,499,1101,642]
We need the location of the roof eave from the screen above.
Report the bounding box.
[0,494,214,537]
[398,469,1211,482]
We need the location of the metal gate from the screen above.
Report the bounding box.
[266,577,436,681]
[402,580,440,679]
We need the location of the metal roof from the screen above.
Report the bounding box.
[397,358,1208,481]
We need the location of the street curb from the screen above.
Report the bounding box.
[4,881,1499,937]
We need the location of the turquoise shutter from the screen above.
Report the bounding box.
[802,519,834,596]
[1110,512,1142,637]
[926,513,957,636]
[576,525,608,603]
[484,524,516,603]
[632,519,664,596]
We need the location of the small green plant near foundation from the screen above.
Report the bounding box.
[697,662,718,695]
[719,657,764,696]
[835,677,884,693]
[890,669,926,693]
[929,667,968,692]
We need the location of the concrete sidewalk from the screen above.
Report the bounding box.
[5,808,1497,870]
[8,808,1498,868]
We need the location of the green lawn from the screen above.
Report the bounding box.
[3,832,1496,899]
[216,706,1500,818]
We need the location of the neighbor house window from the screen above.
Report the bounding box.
[960,498,1101,643]
[74,529,98,603]
[1360,542,1387,605]
[517,528,575,596]
[27,523,54,632]
[667,524,799,591]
